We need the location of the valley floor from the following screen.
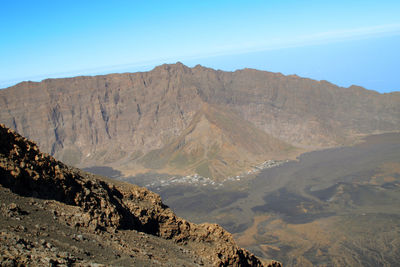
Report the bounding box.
[139,133,400,266]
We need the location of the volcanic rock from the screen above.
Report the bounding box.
[0,123,280,266]
[1,63,399,179]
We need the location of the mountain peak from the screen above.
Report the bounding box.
[153,61,190,72]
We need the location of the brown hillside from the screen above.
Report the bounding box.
[139,104,297,180]
[0,63,399,179]
[0,123,282,266]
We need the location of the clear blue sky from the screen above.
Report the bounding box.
[1,0,400,92]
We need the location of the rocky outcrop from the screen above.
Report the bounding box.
[0,123,279,266]
[0,63,399,179]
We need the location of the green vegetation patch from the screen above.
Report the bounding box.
[206,143,220,159]
[139,149,168,169]
[169,153,190,168]
[195,162,212,178]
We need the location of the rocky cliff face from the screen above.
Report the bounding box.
[0,123,280,266]
[0,63,399,179]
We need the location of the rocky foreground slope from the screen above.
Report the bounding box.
[1,63,399,179]
[0,123,280,266]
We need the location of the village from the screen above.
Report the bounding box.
[145,160,289,189]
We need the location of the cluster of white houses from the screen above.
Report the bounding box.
[146,160,289,189]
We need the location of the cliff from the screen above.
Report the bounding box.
[1,63,399,179]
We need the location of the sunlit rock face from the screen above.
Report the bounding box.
[0,63,399,180]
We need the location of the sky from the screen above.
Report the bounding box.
[1,0,400,93]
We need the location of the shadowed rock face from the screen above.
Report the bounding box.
[0,123,280,266]
[0,63,399,179]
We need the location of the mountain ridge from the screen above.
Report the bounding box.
[1,63,399,180]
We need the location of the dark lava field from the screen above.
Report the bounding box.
[89,133,400,266]
[156,133,400,266]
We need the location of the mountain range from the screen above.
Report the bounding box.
[1,62,399,180]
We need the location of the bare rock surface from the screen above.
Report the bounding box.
[0,124,280,266]
[1,63,399,179]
